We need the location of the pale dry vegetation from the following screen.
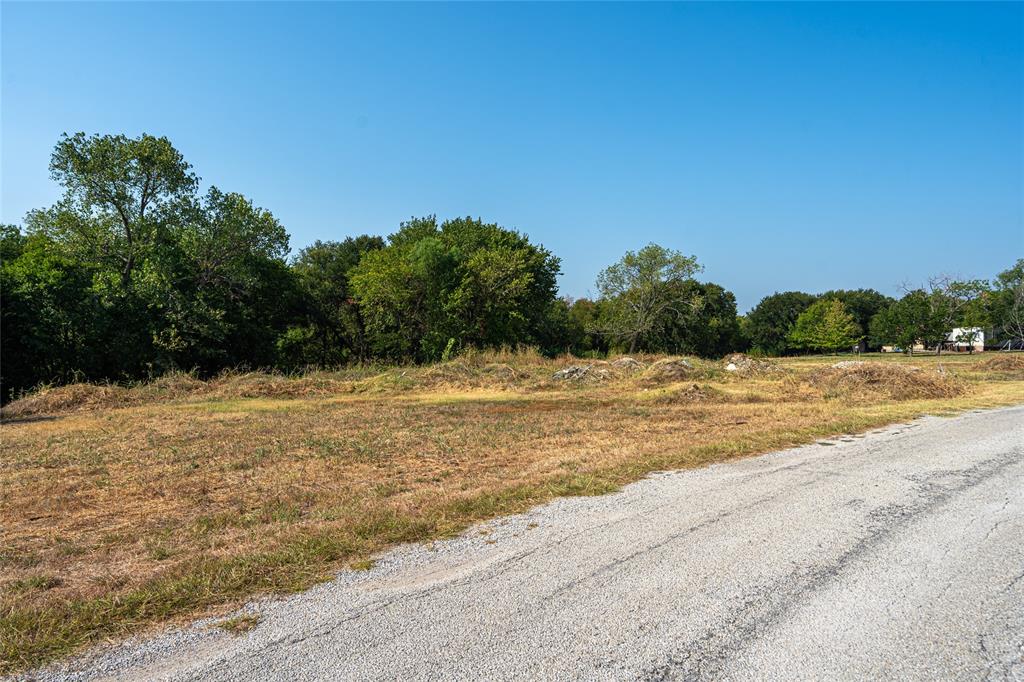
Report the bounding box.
[1,350,1022,672]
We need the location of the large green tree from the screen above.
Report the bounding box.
[153,187,293,372]
[922,276,989,355]
[745,291,818,355]
[9,132,297,387]
[650,280,742,357]
[44,132,198,292]
[281,235,386,367]
[818,289,894,350]
[869,290,941,354]
[788,298,862,354]
[561,297,611,357]
[595,244,703,353]
[989,259,1024,347]
[349,216,560,362]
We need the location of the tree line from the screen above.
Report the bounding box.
[2,133,1022,399]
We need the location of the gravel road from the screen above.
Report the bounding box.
[26,405,1024,681]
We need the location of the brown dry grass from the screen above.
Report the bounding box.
[806,361,965,401]
[977,353,1024,378]
[1,350,1022,672]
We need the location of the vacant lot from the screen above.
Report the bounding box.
[2,351,1023,672]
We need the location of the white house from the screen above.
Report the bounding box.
[945,327,985,352]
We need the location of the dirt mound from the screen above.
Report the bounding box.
[421,361,476,385]
[978,354,1024,375]
[610,357,645,373]
[2,383,131,419]
[482,362,528,381]
[207,372,352,399]
[722,353,782,376]
[421,361,530,388]
[807,362,965,401]
[135,372,211,400]
[642,358,699,383]
[3,371,362,418]
[552,363,613,384]
[652,383,725,404]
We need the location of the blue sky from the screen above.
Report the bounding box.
[2,2,1021,312]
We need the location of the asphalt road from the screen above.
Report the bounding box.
[33,405,1024,681]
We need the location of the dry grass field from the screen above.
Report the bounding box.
[2,350,1023,672]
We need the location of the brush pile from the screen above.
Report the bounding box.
[551,363,614,384]
[641,358,700,383]
[806,361,965,401]
[722,353,782,376]
[652,383,725,404]
[977,354,1024,378]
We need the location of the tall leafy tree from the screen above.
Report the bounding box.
[156,188,294,372]
[10,132,297,384]
[818,289,894,350]
[1,226,102,397]
[349,216,560,362]
[921,276,989,355]
[283,235,386,366]
[650,280,742,357]
[869,290,941,354]
[43,132,198,292]
[745,291,818,355]
[788,299,862,354]
[595,244,703,353]
[563,297,610,357]
[989,259,1024,347]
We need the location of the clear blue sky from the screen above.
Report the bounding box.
[2,2,1021,312]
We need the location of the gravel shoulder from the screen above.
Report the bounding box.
[21,405,1024,681]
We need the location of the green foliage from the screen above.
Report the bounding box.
[817,289,894,350]
[4,131,1019,399]
[560,298,610,357]
[988,259,1023,345]
[648,280,742,357]
[595,244,703,353]
[745,291,818,355]
[869,290,935,353]
[43,132,198,291]
[349,216,561,362]
[788,299,862,354]
[1,227,102,395]
[870,277,989,355]
[1,133,297,398]
[283,236,385,367]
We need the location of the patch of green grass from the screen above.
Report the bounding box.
[5,575,62,594]
[349,559,376,571]
[217,614,260,634]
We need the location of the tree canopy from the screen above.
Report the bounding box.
[745,291,818,355]
[595,244,703,353]
[348,216,561,362]
[788,299,862,354]
[2,131,1019,400]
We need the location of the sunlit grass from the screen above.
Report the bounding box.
[1,351,1022,672]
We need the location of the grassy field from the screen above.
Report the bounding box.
[2,350,1023,672]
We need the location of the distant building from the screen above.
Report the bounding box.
[880,328,986,353]
[944,327,985,353]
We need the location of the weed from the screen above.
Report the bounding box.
[217,614,261,634]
